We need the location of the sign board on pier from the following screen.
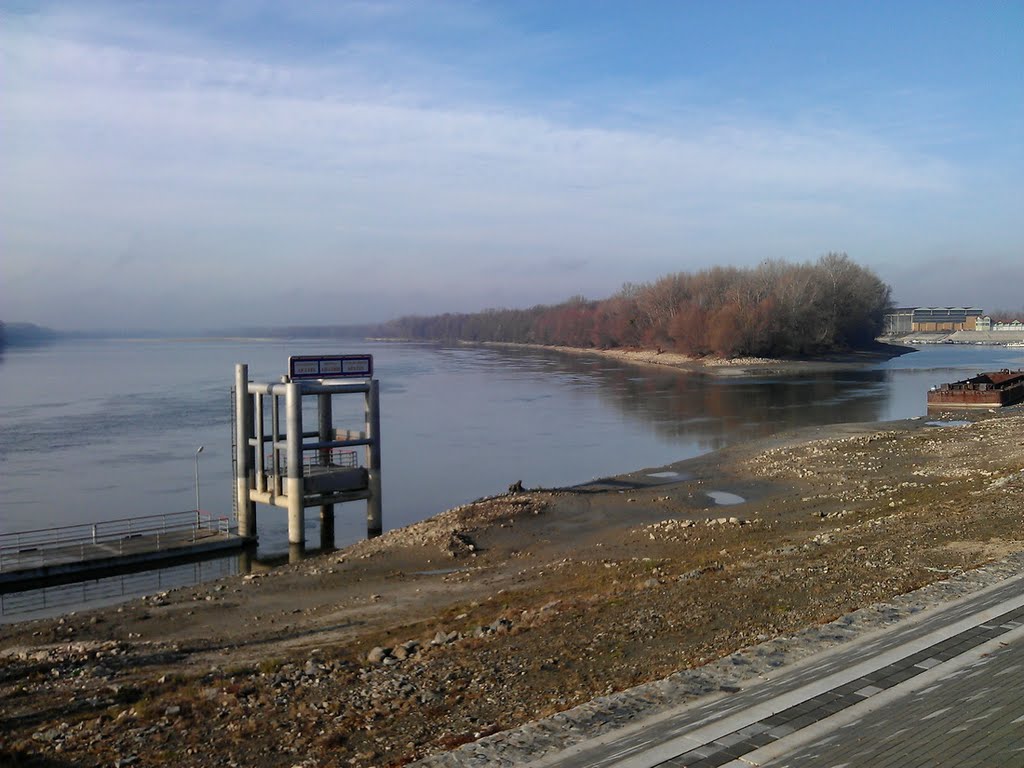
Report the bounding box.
[288,354,373,380]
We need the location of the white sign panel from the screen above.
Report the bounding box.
[288,354,374,380]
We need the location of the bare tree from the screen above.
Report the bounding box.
[379,255,892,358]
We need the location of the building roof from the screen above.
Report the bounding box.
[885,306,986,316]
[915,306,984,312]
[968,371,1024,387]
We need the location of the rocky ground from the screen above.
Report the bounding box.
[2,407,1022,768]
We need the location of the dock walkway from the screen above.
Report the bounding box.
[0,511,247,591]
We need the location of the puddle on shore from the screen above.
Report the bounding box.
[707,491,746,506]
[647,471,680,479]
[925,420,972,428]
[412,568,462,576]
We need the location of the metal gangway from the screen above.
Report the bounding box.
[0,510,246,592]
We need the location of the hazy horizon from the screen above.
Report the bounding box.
[5,287,1023,338]
[3,2,1022,332]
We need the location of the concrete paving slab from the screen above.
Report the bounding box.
[530,574,1024,768]
[416,555,1024,768]
[742,624,1024,766]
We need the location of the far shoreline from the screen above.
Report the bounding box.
[455,339,917,376]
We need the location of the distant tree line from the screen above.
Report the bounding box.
[0,321,57,348]
[227,324,376,339]
[379,253,893,358]
[987,308,1024,323]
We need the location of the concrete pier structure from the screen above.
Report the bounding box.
[0,511,245,592]
[233,356,382,562]
[285,381,304,560]
[318,392,336,551]
[365,379,383,538]
[234,364,256,539]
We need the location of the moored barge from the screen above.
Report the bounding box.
[927,369,1024,408]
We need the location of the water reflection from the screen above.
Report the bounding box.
[475,345,891,451]
[707,491,746,506]
[607,369,887,445]
[0,555,238,622]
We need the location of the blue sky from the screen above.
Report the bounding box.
[2,1,1022,330]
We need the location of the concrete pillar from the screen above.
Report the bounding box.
[254,392,265,493]
[234,364,256,539]
[319,506,336,551]
[237,545,254,575]
[318,393,335,551]
[286,381,305,562]
[271,393,281,496]
[365,379,383,538]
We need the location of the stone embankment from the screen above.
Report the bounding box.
[887,330,1024,345]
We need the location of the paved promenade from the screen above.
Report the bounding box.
[417,555,1024,767]
[537,577,1024,768]
[763,628,1024,768]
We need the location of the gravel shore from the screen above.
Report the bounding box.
[474,340,914,375]
[2,407,1021,767]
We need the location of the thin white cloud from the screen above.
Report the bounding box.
[0,4,996,330]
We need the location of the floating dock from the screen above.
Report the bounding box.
[927,369,1024,408]
[0,511,247,592]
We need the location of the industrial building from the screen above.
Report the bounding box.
[975,317,1024,333]
[883,307,985,335]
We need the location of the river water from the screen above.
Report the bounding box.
[3,339,1023,619]
[2,339,1022,553]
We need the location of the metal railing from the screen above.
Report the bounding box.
[1,556,238,619]
[0,510,233,572]
[269,447,359,473]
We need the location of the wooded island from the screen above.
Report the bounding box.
[380,253,891,359]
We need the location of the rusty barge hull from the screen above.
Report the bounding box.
[927,389,1024,407]
[927,370,1024,408]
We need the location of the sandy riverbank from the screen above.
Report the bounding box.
[2,403,1022,767]
[473,340,914,375]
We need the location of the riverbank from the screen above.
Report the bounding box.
[472,340,915,375]
[887,330,1024,346]
[2,407,1022,767]
[372,336,914,375]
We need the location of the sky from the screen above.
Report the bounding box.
[1,1,1022,331]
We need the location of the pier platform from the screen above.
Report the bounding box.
[0,511,248,592]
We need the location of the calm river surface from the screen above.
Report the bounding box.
[2,339,1022,553]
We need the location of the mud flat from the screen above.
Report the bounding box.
[2,408,1022,767]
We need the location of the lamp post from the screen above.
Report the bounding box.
[194,446,204,522]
